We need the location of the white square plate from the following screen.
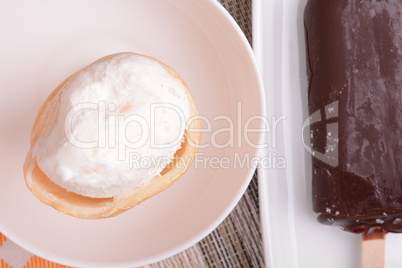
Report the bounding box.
[254,0,402,267]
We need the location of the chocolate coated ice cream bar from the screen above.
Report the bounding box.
[304,0,402,234]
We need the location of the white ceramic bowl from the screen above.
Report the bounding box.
[0,0,264,267]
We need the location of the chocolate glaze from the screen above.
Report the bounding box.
[362,226,386,241]
[304,0,402,233]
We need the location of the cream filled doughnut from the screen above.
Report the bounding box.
[23,52,201,219]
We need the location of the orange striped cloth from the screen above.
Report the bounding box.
[0,233,144,268]
[0,232,74,268]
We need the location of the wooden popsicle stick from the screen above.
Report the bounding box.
[361,228,386,268]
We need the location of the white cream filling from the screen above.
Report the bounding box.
[32,53,190,198]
